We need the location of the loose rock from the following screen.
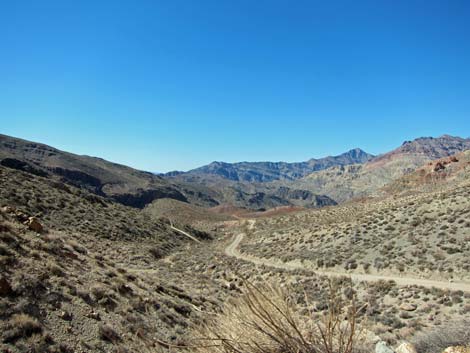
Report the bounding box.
[396,342,417,353]
[1,206,15,213]
[376,340,395,353]
[25,216,43,233]
[400,303,417,311]
[87,311,101,321]
[59,311,73,321]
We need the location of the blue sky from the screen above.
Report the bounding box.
[1,0,469,172]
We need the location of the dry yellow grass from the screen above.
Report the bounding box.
[187,281,367,353]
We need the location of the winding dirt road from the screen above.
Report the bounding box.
[225,221,470,292]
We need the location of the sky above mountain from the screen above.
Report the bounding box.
[1,0,469,172]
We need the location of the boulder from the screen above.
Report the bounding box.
[376,341,395,353]
[396,342,417,353]
[400,303,417,311]
[25,217,43,233]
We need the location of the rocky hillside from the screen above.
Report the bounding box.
[174,178,337,211]
[247,178,470,280]
[375,135,470,163]
[0,134,342,211]
[166,135,470,207]
[384,149,470,196]
[231,187,337,210]
[4,133,468,211]
[288,135,470,202]
[168,148,373,183]
[0,164,216,352]
[143,198,234,228]
[0,134,218,209]
[164,148,371,210]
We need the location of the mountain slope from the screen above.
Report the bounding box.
[292,135,470,202]
[164,148,372,210]
[383,149,470,196]
[169,148,374,183]
[0,134,218,208]
[0,164,216,352]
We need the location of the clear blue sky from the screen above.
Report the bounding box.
[1,0,469,172]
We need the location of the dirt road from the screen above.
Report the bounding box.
[225,223,470,292]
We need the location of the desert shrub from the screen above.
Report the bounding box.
[185,281,368,353]
[150,247,164,259]
[0,243,12,256]
[369,280,395,295]
[3,313,43,343]
[99,324,121,343]
[66,239,88,254]
[411,320,470,353]
[0,223,12,233]
[46,262,65,277]
[91,284,112,301]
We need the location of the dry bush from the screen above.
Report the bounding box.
[3,313,43,343]
[99,324,122,343]
[66,239,88,254]
[185,281,367,353]
[411,320,470,353]
[0,222,12,233]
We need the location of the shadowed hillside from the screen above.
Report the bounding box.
[0,134,219,209]
[0,165,216,352]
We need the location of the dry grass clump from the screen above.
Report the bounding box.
[187,281,366,353]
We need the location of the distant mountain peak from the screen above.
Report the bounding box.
[170,148,374,183]
[374,134,470,164]
[344,148,371,158]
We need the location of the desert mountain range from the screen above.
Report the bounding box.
[1,133,469,211]
[1,132,470,352]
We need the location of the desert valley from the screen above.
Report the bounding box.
[1,133,470,353]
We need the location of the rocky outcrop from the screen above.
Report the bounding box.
[1,206,44,233]
[393,135,470,160]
